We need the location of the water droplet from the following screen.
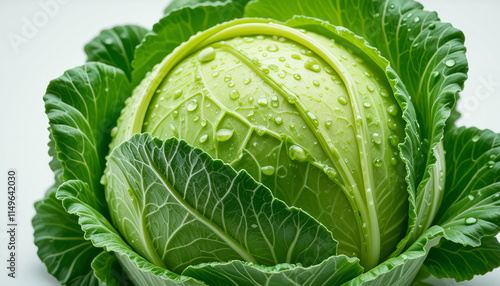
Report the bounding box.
[172,110,178,118]
[428,23,436,30]
[304,58,321,72]
[364,102,372,108]
[257,97,268,106]
[472,135,480,142]
[414,16,420,22]
[325,119,332,128]
[290,124,295,129]
[488,161,495,168]
[366,85,375,92]
[274,116,283,125]
[248,96,254,103]
[251,223,258,228]
[228,81,235,87]
[293,74,302,80]
[212,71,219,77]
[261,166,275,176]
[195,75,202,81]
[269,64,279,70]
[224,74,232,82]
[338,96,348,105]
[289,145,307,162]
[256,126,266,136]
[186,100,198,111]
[243,37,254,43]
[291,54,301,60]
[198,47,216,62]
[390,157,398,166]
[199,134,208,143]
[266,44,279,52]
[247,110,254,118]
[465,217,477,225]
[468,195,474,200]
[174,89,183,98]
[277,166,287,178]
[324,166,337,179]
[387,105,398,116]
[372,133,381,144]
[445,59,456,67]
[216,129,234,142]
[373,158,383,167]
[243,77,252,85]
[110,127,118,137]
[261,66,270,74]
[313,80,320,87]
[271,96,279,107]
[230,89,240,100]
[174,67,183,75]
[104,38,113,45]
[201,119,207,127]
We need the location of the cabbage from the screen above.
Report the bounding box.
[34,1,500,285]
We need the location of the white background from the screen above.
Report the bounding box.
[0,0,499,285]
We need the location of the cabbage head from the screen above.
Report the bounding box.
[34,0,500,285]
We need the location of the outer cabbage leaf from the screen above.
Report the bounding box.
[245,0,468,251]
[33,192,101,286]
[34,62,132,283]
[422,127,500,281]
[57,180,205,286]
[184,256,362,286]
[85,25,149,81]
[92,251,132,286]
[132,1,244,86]
[424,236,500,282]
[163,0,251,15]
[106,134,338,271]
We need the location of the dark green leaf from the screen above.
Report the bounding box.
[85,25,149,81]
[44,62,131,215]
[437,127,500,246]
[33,191,100,285]
[57,180,205,286]
[92,251,132,286]
[425,236,500,282]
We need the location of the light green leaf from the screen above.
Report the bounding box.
[32,192,101,286]
[44,62,131,215]
[106,134,338,273]
[84,25,149,81]
[344,226,443,286]
[132,1,244,86]
[57,180,205,286]
[424,236,500,282]
[246,0,468,251]
[184,255,362,286]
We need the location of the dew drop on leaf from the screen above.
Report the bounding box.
[289,145,307,162]
[199,134,208,143]
[261,166,275,176]
[216,129,234,141]
[465,217,477,225]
